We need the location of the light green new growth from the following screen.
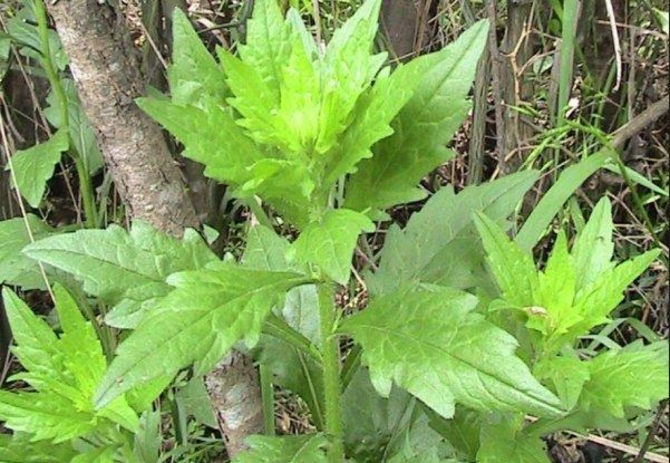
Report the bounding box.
[0,286,139,443]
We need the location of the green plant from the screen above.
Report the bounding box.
[0,0,667,461]
[2,0,103,228]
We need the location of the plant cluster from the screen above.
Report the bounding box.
[0,0,667,462]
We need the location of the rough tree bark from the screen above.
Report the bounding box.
[45,1,262,457]
[498,0,535,174]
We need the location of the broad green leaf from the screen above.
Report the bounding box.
[570,197,614,290]
[244,225,320,343]
[653,7,669,33]
[474,212,538,306]
[342,367,413,461]
[175,377,217,428]
[426,407,483,461]
[219,46,290,149]
[579,342,669,418]
[137,98,263,185]
[533,354,590,410]
[566,248,660,338]
[254,332,325,430]
[0,434,78,462]
[239,0,291,101]
[345,20,488,214]
[2,288,59,380]
[384,410,456,463]
[322,59,425,187]
[242,226,324,425]
[0,390,95,443]
[133,410,162,463]
[233,434,328,463]
[95,262,310,408]
[167,9,228,107]
[339,286,564,420]
[23,222,217,327]
[317,0,384,153]
[0,236,42,310]
[274,32,321,152]
[43,79,103,175]
[293,209,374,284]
[7,130,68,207]
[370,171,539,295]
[0,288,138,442]
[477,418,550,463]
[530,231,580,335]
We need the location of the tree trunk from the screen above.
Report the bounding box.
[45,1,262,457]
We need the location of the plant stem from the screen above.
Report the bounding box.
[35,0,98,228]
[259,363,276,435]
[318,283,344,461]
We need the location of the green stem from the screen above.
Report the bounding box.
[318,283,344,462]
[260,363,276,435]
[35,0,98,228]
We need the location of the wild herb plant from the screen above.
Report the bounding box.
[0,0,667,461]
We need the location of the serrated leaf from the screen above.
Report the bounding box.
[0,215,57,289]
[477,418,550,463]
[317,0,384,153]
[345,20,488,214]
[95,262,310,408]
[43,79,103,174]
[239,0,291,102]
[23,222,217,327]
[342,367,415,462]
[474,212,538,306]
[233,434,328,463]
[293,209,374,284]
[426,406,483,461]
[370,171,539,295]
[339,286,564,420]
[6,130,68,207]
[579,342,669,418]
[2,288,59,379]
[0,434,77,462]
[567,248,661,338]
[322,60,423,187]
[219,46,290,149]
[167,9,228,107]
[534,354,590,410]
[0,287,138,442]
[531,231,580,335]
[571,197,615,290]
[137,98,263,185]
[243,226,320,343]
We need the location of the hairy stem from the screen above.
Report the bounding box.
[319,283,344,461]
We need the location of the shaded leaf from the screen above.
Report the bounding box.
[477,418,550,463]
[6,130,68,208]
[233,434,328,463]
[370,171,538,295]
[168,9,228,107]
[43,79,103,175]
[0,214,56,290]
